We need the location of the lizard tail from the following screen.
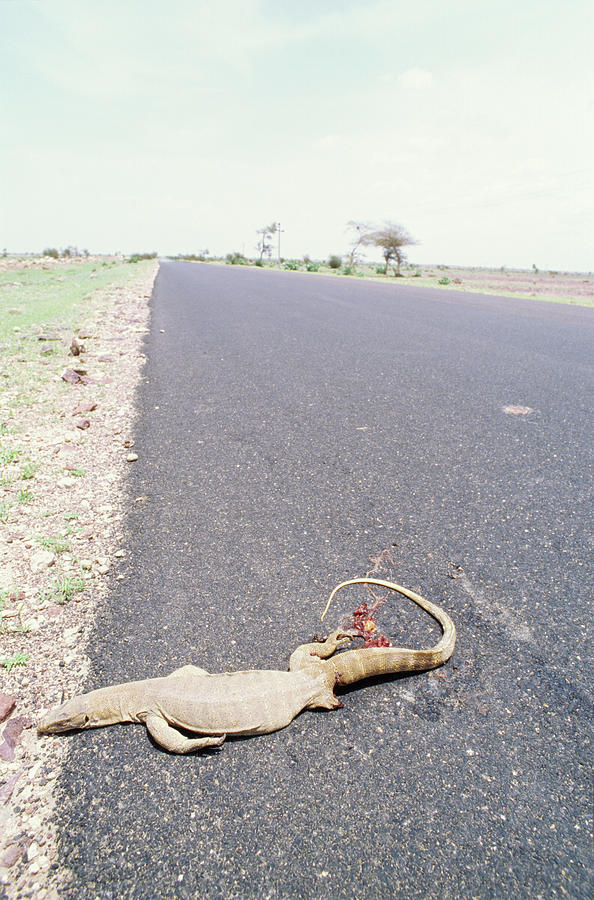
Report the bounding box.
[321,578,456,686]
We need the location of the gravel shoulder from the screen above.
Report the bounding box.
[0,256,157,898]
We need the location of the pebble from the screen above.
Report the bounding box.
[57,477,76,488]
[30,551,55,574]
[126,453,138,462]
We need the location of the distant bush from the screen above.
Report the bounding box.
[343,266,353,276]
[43,248,60,259]
[328,255,342,269]
[375,266,387,275]
[413,270,422,277]
[283,260,299,270]
[225,252,247,265]
[172,253,208,262]
[254,258,264,267]
[128,252,158,263]
[438,277,451,285]
[305,262,319,272]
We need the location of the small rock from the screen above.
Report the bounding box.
[0,694,16,724]
[114,549,125,558]
[7,308,23,315]
[0,717,27,761]
[61,369,81,385]
[0,772,20,804]
[44,606,63,619]
[0,842,25,868]
[80,559,93,570]
[30,550,55,574]
[70,364,88,376]
[126,453,138,462]
[75,419,91,430]
[69,337,84,356]
[72,401,97,416]
[26,842,39,863]
[97,354,113,362]
[57,476,76,488]
[37,334,60,341]
[96,565,109,575]
[39,344,53,356]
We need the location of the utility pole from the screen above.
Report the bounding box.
[276,222,284,267]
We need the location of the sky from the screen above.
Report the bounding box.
[1,0,593,270]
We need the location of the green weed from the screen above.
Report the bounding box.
[21,461,38,480]
[52,575,85,603]
[37,535,71,553]
[0,652,30,673]
[0,447,20,465]
[17,488,34,503]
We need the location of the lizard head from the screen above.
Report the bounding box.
[37,695,98,734]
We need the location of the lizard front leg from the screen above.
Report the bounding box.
[145,714,226,755]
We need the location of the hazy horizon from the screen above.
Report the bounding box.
[2,1,592,271]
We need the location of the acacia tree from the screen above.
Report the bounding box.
[256,222,277,261]
[362,221,418,275]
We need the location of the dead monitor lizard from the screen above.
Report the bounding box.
[38,578,456,754]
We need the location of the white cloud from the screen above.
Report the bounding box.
[397,68,434,90]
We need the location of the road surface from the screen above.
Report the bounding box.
[54,263,592,898]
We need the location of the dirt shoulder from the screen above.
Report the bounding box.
[0,256,157,899]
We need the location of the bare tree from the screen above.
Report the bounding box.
[256,223,277,261]
[362,221,418,275]
[345,220,372,268]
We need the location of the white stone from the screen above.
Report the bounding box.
[30,550,55,574]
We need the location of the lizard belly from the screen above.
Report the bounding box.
[151,669,322,736]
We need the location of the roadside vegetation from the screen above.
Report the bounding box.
[0,254,156,667]
[167,222,593,307]
[0,251,157,886]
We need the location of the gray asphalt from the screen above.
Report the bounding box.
[53,262,592,899]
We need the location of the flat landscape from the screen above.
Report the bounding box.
[178,256,594,306]
[0,257,592,899]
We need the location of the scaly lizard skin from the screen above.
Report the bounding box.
[38,579,456,754]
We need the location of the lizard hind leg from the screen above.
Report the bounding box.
[145,714,225,755]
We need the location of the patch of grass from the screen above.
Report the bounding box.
[21,461,38,480]
[0,652,30,673]
[0,258,156,346]
[63,521,80,536]
[0,499,12,522]
[0,446,20,465]
[0,423,10,436]
[51,575,86,603]
[17,488,34,503]
[64,512,79,521]
[70,468,85,477]
[438,277,451,285]
[36,535,71,553]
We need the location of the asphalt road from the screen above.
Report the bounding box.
[54,263,592,899]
